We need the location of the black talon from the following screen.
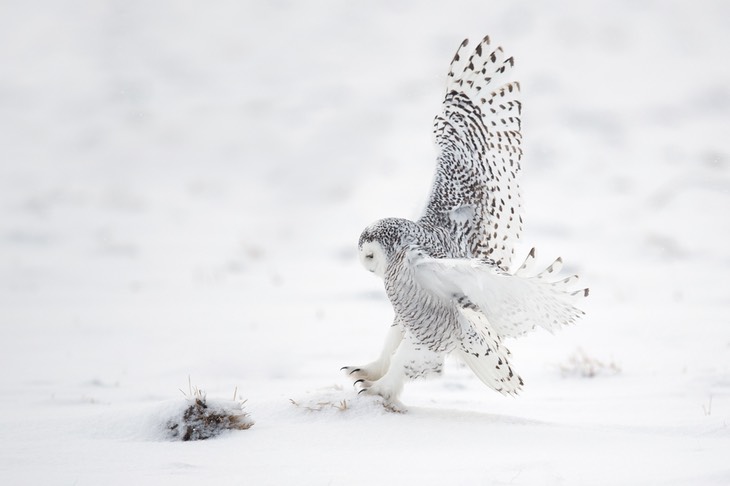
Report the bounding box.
[358,388,368,395]
[349,368,361,375]
[353,379,364,386]
[340,366,348,371]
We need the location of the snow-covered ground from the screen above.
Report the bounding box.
[1,1,729,484]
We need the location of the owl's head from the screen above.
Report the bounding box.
[357,218,413,278]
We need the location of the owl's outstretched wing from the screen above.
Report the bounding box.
[410,249,588,340]
[420,36,523,270]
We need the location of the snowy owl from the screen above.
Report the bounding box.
[342,35,588,409]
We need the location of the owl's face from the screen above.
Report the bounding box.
[359,240,388,278]
[358,218,411,278]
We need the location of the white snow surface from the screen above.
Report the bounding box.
[1,1,729,485]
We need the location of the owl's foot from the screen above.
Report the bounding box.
[340,325,403,383]
[340,360,387,382]
[354,379,407,413]
[353,378,373,391]
[340,365,365,379]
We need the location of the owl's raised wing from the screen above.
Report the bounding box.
[420,36,523,270]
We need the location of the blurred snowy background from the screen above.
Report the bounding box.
[1,1,729,484]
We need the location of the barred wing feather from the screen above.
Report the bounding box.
[421,36,523,270]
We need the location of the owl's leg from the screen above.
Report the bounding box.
[341,320,404,382]
[340,319,403,381]
[355,331,446,410]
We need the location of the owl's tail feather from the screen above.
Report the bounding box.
[454,348,523,397]
[454,304,524,396]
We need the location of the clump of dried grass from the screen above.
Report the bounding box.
[167,380,253,441]
[560,348,621,378]
[289,397,350,412]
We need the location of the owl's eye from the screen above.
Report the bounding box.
[365,253,374,259]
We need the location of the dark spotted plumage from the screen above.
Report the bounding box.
[423,35,523,270]
[343,36,588,409]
